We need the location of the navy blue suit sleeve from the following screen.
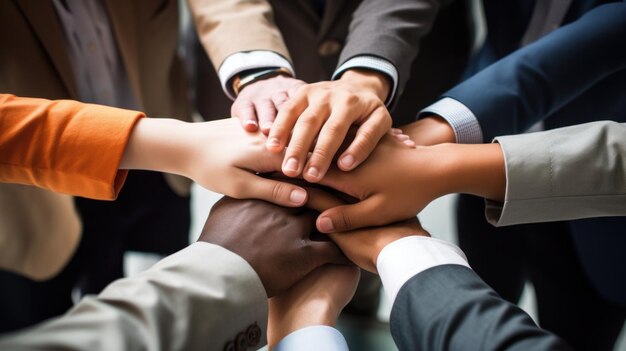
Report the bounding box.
[444,2,626,141]
[389,265,572,351]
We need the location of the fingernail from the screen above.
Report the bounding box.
[244,119,258,127]
[267,137,280,148]
[404,140,416,148]
[391,128,402,134]
[284,157,299,172]
[289,189,306,204]
[261,122,273,131]
[340,155,355,169]
[307,167,319,179]
[318,217,335,232]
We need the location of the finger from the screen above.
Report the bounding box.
[234,171,308,207]
[271,91,289,110]
[282,106,328,177]
[305,187,347,213]
[390,128,402,135]
[266,94,308,153]
[309,240,350,266]
[231,100,259,132]
[338,107,391,171]
[254,98,278,135]
[316,196,385,233]
[313,166,352,195]
[303,109,353,182]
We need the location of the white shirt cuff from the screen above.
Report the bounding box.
[376,236,470,304]
[332,55,399,107]
[273,326,348,351]
[218,51,295,100]
[419,97,484,144]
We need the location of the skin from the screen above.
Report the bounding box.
[314,132,506,233]
[231,68,392,183]
[120,117,308,207]
[269,69,392,182]
[230,75,306,134]
[267,264,360,349]
[197,196,348,297]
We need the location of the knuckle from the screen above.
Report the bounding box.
[339,210,353,231]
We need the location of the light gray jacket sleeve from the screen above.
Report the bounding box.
[486,121,626,226]
[0,242,268,351]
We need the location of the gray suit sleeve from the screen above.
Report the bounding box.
[389,265,571,351]
[486,121,626,226]
[0,243,268,351]
[338,0,441,102]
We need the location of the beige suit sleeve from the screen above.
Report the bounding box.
[485,121,626,226]
[0,242,268,351]
[187,0,290,71]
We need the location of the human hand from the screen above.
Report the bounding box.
[267,264,360,349]
[401,115,456,146]
[231,75,306,133]
[311,132,451,233]
[307,188,429,273]
[197,196,348,297]
[266,69,393,182]
[121,117,309,207]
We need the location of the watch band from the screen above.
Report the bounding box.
[232,67,293,96]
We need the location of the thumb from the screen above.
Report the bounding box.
[305,187,347,213]
[236,171,308,207]
[316,197,383,233]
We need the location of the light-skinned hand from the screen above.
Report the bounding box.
[121,117,308,207]
[266,69,393,183]
[231,75,306,134]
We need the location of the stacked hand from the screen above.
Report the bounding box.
[197,196,348,297]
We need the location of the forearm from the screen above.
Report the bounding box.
[427,143,506,202]
[120,118,201,177]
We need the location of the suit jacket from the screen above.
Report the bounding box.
[0,94,267,350]
[441,1,626,305]
[0,242,268,351]
[192,0,473,125]
[389,265,571,350]
[486,121,626,226]
[0,0,273,279]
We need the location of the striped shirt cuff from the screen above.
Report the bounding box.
[332,55,399,107]
[218,51,295,100]
[419,97,484,144]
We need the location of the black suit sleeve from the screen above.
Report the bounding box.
[389,265,572,351]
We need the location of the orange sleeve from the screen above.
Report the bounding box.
[0,94,144,200]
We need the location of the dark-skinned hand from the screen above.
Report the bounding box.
[198,196,348,297]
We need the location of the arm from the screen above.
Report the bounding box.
[268,0,442,181]
[418,2,626,144]
[0,94,308,207]
[0,197,347,350]
[306,191,571,351]
[0,242,269,350]
[317,120,626,233]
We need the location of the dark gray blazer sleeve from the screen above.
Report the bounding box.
[389,265,572,351]
[338,0,441,102]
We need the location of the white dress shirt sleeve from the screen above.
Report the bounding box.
[273,325,349,351]
[419,97,484,144]
[332,55,399,107]
[376,236,470,304]
[218,51,295,100]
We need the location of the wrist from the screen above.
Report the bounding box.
[340,68,390,101]
[231,67,293,96]
[434,143,506,201]
[403,116,456,146]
